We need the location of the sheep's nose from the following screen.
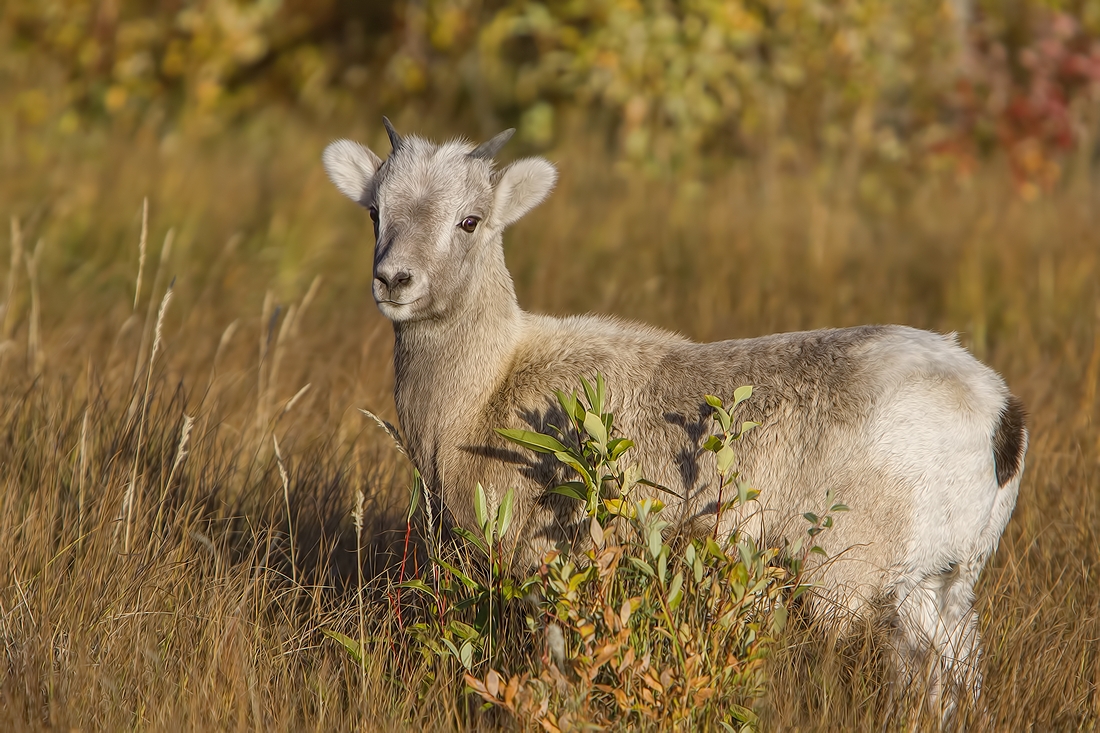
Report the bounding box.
[375,270,412,290]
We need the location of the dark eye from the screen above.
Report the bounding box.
[369,206,379,223]
[459,216,480,233]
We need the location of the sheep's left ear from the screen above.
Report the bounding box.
[322,139,383,206]
[491,158,557,228]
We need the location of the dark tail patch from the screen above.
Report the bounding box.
[993,395,1027,487]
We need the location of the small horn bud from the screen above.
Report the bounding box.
[469,128,516,160]
[382,116,403,152]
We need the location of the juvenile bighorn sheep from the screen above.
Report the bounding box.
[323,120,1026,701]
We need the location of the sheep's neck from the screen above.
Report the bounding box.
[391,256,522,482]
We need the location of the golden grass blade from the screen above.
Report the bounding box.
[134,197,148,311]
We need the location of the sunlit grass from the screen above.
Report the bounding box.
[0,117,1097,730]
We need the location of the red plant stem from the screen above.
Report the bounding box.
[395,517,412,631]
[714,481,724,539]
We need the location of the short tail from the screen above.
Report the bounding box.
[993,395,1027,487]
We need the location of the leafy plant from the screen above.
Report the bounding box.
[325,375,842,730]
[400,483,538,674]
[463,376,798,729]
[464,495,790,730]
[497,372,676,525]
[702,385,761,534]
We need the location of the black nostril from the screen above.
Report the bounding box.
[390,271,412,288]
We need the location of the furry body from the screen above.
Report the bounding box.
[322,122,1026,704]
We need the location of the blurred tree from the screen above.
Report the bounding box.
[1,0,1097,186]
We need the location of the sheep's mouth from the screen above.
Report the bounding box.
[376,297,421,307]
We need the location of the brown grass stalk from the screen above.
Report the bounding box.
[123,283,172,553]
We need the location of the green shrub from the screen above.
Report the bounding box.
[327,376,848,730]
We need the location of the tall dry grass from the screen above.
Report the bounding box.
[0,116,1097,730]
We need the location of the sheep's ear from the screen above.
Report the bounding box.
[491,157,557,228]
[322,139,382,206]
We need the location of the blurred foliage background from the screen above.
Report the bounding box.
[4,0,1100,191]
[2,3,1100,730]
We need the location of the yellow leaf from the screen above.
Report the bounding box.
[593,643,619,669]
[693,687,716,706]
[504,675,520,708]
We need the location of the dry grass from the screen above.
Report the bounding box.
[0,115,1098,730]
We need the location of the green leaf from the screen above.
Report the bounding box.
[608,438,634,461]
[322,629,365,666]
[441,638,461,660]
[810,545,827,556]
[648,525,664,560]
[583,410,608,446]
[702,435,723,452]
[730,702,759,724]
[452,526,489,555]
[595,372,606,415]
[398,579,436,597]
[555,390,579,425]
[627,556,655,577]
[548,482,588,502]
[495,428,568,454]
[580,375,597,412]
[433,557,479,589]
[667,571,684,610]
[803,512,819,524]
[474,483,489,534]
[737,481,756,506]
[459,640,474,670]
[704,394,723,409]
[716,444,735,475]
[454,596,486,613]
[497,487,515,538]
[713,404,731,433]
[738,540,754,569]
[831,503,849,512]
[636,477,683,500]
[449,620,480,641]
[739,421,760,437]
[554,451,596,487]
[733,385,753,407]
[771,601,788,633]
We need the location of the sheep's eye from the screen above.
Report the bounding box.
[459,216,480,233]
[368,206,379,223]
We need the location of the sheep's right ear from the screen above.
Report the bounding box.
[322,140,382,206]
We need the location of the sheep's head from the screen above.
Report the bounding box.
[322,118,557,323]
